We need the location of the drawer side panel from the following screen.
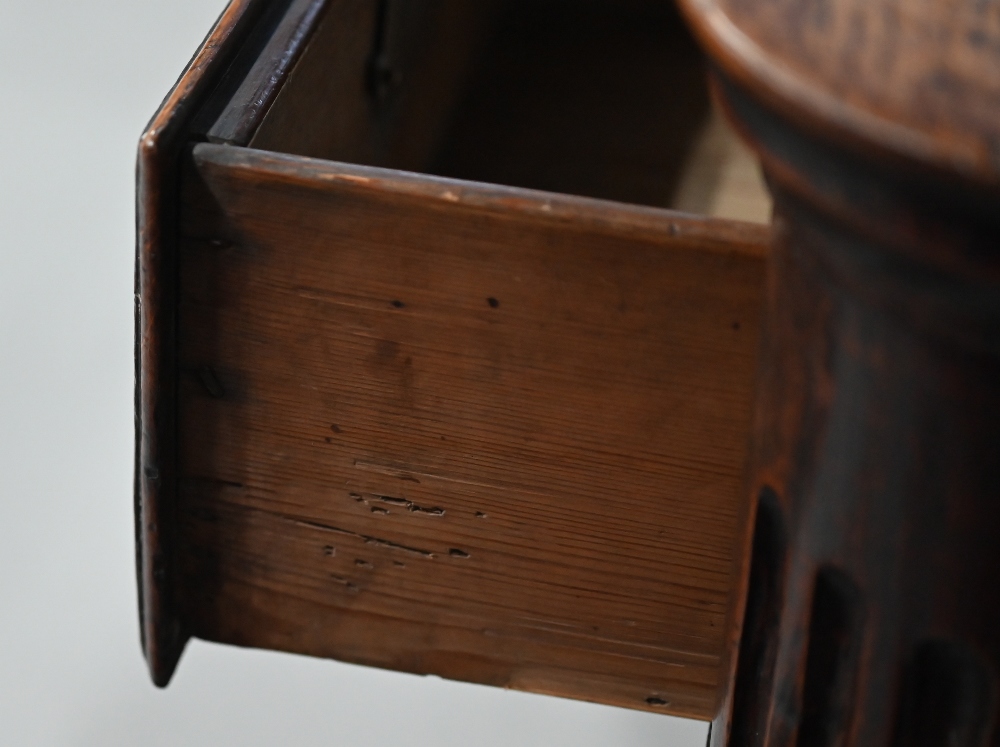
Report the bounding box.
[177,143,767,718]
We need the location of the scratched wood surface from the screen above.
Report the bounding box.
[174,141,768,719]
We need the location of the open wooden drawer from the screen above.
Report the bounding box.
[136,0,770,721]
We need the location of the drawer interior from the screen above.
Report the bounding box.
[235,0,769,221]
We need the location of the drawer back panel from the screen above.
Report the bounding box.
[245,0,711,208]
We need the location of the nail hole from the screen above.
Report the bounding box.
[487,297,499,308]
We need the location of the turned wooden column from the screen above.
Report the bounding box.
[678,2,1000,745]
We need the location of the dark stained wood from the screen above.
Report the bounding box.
[147,0,1000,734]
[246,0,772,220]
[679,0,1000,188]
[138,0,344,688]
[428,2,709,207]
[136,0,288,687]
[176,141,768,718]
[676,0,1000,745]
[139,0,774,713]
[206,0,328,145]
[248,0,722,210]
[248,0,504,171]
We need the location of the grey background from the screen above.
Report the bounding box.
[0,0,710,743]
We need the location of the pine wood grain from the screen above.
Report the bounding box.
[174,142,768,718]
